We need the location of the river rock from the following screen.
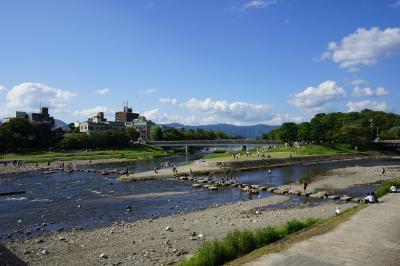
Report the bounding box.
[340,195,352,202]
[328,195,340,200]
[191,184,201,188]
[208,186,218,191]
[267,187,278,192]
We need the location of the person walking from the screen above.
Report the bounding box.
[303,180,308,193]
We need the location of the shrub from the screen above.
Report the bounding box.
[179,218,319,266]
[375,179,400,198]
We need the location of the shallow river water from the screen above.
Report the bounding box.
[0,156,398,242]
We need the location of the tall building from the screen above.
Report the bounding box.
[125,116,155,142]
[2,107,55,127]
[115,106,139,123]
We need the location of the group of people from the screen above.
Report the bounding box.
[364,192,379,204]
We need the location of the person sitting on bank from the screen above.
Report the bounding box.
[390,185,399,193]
[371,191,378,202]
[364,192,376,204]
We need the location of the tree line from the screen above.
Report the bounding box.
[263,109,400,144]
[149,126,231,141]
[0,118,231,152]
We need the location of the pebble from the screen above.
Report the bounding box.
[165,226,172,232]
[100,253,108,259]
[40,249,48,255]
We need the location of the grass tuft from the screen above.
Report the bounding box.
[375,179,400,198]
[179,218,318,266]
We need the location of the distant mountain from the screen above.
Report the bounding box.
[161,123,278,138]
[55,119,69,129]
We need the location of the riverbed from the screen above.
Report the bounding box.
[0,156,399,243]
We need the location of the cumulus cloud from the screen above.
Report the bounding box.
[347,100,388,112]
[73,106,115,118]
[96,88,110,95]
[0,85,7,93]
[289,80,345,114]
[6,82,76,111]
[159,98,177,105]
[321,27,400,71]
[180,98,275,123]
[352,86,390,97]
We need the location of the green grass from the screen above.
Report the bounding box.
[178,218,318,266]
[228,205,366,266]
[0,144,171,163]
[204,144,363,161]
[375,179,400,198]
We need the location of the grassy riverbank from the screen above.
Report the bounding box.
[179,219,319,266]
[204,144,378,161]
[0,144,170,163]
[228,205,366,266]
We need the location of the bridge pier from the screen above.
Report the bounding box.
[185,145,188,155]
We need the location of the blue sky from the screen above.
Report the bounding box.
[0,0,399,125]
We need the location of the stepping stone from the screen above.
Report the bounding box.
[192,184,201,188]
[293,190,302,195]
[260,186,268,192]
[340,195,352,202]
[301,192,312,197]
[328,195,340,200]
[208,186,218,191]
[203,184,211,189]
[267,187,278,192]
[351,197,361,203]
[180,176,188,181]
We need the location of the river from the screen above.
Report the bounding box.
[0,156,398,243]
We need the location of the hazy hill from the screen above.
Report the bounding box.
[162,123,278,138]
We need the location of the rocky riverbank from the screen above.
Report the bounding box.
[118,152,388,182]
[3,163,400,266]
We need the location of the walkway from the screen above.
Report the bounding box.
[246,193,400,266]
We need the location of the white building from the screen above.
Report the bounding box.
[79,112,125,134]
[125,116,154,142]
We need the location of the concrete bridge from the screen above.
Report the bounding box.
[146,139,280,147]
[373,139,400,148]
[146,139,281,153]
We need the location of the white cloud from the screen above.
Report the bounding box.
[347,100,388,112]
[390,0,400,8]
[0,85,7,93]
[375,87,390,96]
[159,98,177,105]
[144,88,157,95]
[351,79,368,86]
[142,108,160,120]
[352,86,390,97]
[227,0,277,12]
[136,88,157,97]
[6,82,76,111]
[180,98,275,123]
[96,88,110,95]
[73,106,115,118]
[321,27,400,71]
[289,80,345,114]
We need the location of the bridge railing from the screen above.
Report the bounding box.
[146,139,281,145]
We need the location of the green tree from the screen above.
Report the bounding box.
[278,122,298,144]
[150,125,163,141]
[338,124,369,144]
[297,122,311,142]
[388,126,400,139]
[125,127,140,143]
